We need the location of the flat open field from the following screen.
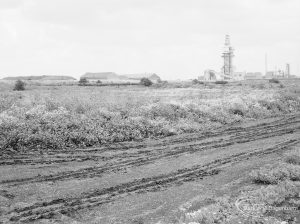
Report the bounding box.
[1,80,300,223]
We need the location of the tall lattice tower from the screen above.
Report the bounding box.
[221,35,234,77]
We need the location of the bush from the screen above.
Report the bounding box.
[249,163,300,184]
[140,78,153,86]
[96,80,102,84]
[215,80,228,84]
[13,80,25,91]
[229,108,244,116]
[78,77,88,86]
[285,151,300,165]
[269,78,280,84]
[184,197,236,224]
[245,181,298,206]
[192,79,204,85]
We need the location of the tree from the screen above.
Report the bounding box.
[96,80,102,84]
[269,78,280,84]
[79,77,88,86]
[13,80,26,91]
[140,77,153,87]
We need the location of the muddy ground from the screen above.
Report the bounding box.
[1,113,300,223]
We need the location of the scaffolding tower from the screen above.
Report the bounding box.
[285,63,290,77]
[221,35,234,78]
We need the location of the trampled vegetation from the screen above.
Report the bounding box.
[1,84,300,152]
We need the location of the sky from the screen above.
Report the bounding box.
[0,0,299,80]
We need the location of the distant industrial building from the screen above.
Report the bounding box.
[199,36,295,81]
[245,72,263,80]
[81,72,119,82]
[122,73,161,82]
[264,64,291,79]
[80,72,161,83]
[200,35,244,81]
[232,72,245,80]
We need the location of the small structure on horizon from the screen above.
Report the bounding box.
[264,63,292,79]
[245,72,263,80]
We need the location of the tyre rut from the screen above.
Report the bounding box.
[2,116,300,186]
[4,138,300,223]
[1,114,299,166]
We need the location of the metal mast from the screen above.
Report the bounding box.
[221,35,234,78]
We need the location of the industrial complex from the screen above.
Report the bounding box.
[199,35,294,81]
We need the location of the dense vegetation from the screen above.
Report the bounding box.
[1,83,300,152]
[13,80,26,91]
[140,77,153,86]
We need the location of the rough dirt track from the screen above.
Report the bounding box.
[1,114,300,223]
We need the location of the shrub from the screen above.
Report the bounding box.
[249,163,300,184]
[215,80,228,84]
[13,80,26,91]
[245,181,298,206]
[184,197,237,224]
[96,80,102,84]
[285,155,300,165]
[269,78,280,84]
[140,78,153,86]
[285,151,300,165]
[192,79,204,85]
[78,77,88,86]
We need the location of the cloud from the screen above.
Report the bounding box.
[0,0,23,9]
[0,0,299,78]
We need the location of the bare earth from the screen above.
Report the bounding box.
[1,113,300,223]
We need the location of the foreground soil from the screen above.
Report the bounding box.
[1,113,300,223]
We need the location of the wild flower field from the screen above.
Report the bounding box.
[1,80,300,152]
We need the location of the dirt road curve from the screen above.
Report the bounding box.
[1,114,300,223]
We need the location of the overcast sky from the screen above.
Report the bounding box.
[0,0,299,80]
